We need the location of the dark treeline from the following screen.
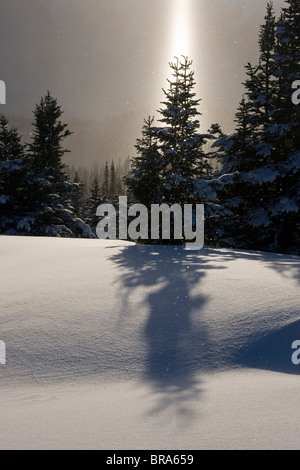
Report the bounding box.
[67,158,130,200]
[67,158,130,234]
[125,1,300,255]
[0,92,94,237]
[0,92,131,237]
[0,0,299,254]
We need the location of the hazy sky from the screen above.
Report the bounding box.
[0,0,285,134]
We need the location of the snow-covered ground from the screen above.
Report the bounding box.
[0,236,299,450]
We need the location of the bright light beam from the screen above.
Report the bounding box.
[156,0,195,109]
[171,0,192,59]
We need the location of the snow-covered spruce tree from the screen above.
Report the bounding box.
[153,57,211,206]
[210,4,277,174]
[125,58,213,244]
[125,115,164,207]
[0,114,26,233]
[25,91,93,237]
[245,1,277,142]
[210,2,300,254]
[243,0,300,253]
[206,100,256,248]
[267,0,300,252]
[272,0,300,157]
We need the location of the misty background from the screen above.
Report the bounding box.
[0,0,285,169]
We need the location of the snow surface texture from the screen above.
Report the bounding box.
[0,236,299,450]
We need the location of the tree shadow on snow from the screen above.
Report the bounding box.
[108,244,300,416]
[220,248,300,285]
[231,318,300,375]
[212,248,300,375]
[108,244,235,417]
[266,252,300,286]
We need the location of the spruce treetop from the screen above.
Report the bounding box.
[29,90,72,171]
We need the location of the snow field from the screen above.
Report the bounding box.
[0,236,299,449]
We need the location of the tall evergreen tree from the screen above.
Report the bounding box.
[153,56,211,205]
[272,0,300,157]
[215,3,277,171]
[267,0,300,252]
[24,91,93,237]
[241,1,277,145]
[211,1,300,254]
[126,58,210,209]
[125,57,212,244]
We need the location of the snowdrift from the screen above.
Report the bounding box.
[0,236,299,450]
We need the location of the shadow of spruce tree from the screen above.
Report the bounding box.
[108,243,235,417]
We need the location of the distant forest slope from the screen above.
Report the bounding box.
[7,112,143,169]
